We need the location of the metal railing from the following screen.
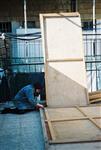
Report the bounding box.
[0,36,44,72]
[1,33,101,91]
[83,33,101,91]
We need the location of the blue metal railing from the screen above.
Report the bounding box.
[1,33,101,91]
[83,33,101,91]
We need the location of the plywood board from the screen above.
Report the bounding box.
[51,120,100,142]
[40,13,89,107]
[43,106,101,143]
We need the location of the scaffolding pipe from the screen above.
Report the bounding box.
[93,0,96,33]
[24,0,27,34]
[76,0,78,12]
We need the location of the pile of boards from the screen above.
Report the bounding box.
[40,12,101,149]
[89,91,101,104]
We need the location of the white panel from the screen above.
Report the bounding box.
[45,17,83,59]
[40,13,89,107]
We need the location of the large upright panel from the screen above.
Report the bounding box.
[40,13,89,107]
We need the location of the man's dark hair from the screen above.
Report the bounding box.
[34,82,42,90]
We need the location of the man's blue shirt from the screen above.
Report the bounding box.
[13,84,37,110]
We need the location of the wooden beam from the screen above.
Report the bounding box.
[44,108,56,140]
[93,117,101,119]
[40,109,49,149]
[46,58,83,62]
[89,91,101,96]
[45,117,88,122]
[49,138,101,144]
[45,116,101,123]
[90,98,101,103]
[76,106,101,130]
[89,93,101,100]
[40,12,80,18]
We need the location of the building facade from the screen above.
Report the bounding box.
[0,0,100,32]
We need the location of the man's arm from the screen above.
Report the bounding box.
[25,87,37,106]
[26,88,44,109]
[25,86,44,109]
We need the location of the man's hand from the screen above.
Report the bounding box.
[36,103,44,109]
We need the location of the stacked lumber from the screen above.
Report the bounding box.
[89,91,101,103]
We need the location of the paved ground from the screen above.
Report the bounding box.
[0,103,101,150]
[0,104,45,150]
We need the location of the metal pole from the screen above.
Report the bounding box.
[93,0,98,90]
[76,0,78,12]
[24,0,27,34]
[24,0,28,63]
[93,0,96,33]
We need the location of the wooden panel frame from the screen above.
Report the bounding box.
[40,12,89,107]
[41,106,101,144]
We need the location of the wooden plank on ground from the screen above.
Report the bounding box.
[44,108,56,140]
[45,116,101,123]
[40,109,49,150]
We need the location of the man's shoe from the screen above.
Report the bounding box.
[1,108,12,114]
